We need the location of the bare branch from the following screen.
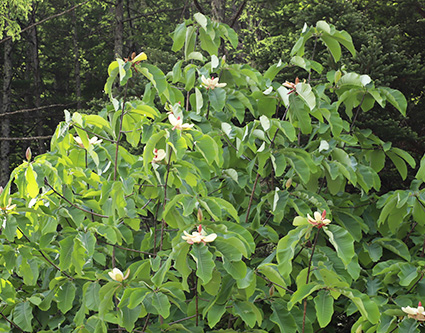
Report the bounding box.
[230,0,248,27]
[44,179,109,218]
[0,103,77,118]
[123,7,184,23]
[192,0,205,14]
[0,0,91,45]
[0,135,53,141]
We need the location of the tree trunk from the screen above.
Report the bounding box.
[211,0,225,22]
[114,0,124,58]
[72,5,81,110]
[1,40,12,186]
[27,11,45,154]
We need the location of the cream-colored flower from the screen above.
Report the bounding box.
[402,302,425,321]
[182,225,217,245]
[0,198,16,213]
[307,210,331,228]
[152,148,166,163]
[201,75,227,90]
[283,77,300,94]
[108,268,130,282]
[168,113,194,131]
[74,136,102,148]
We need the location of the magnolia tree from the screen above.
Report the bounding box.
[1,13,425,333]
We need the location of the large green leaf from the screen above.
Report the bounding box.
[190,244,215,284]
[13,302,33,332]
[277,225,309,279]
[57,281,76,314]
[323,224,356,269]
[233,301,262,328]
[314,290,334,328]
[270,300,297,333]
[151,291,170,318]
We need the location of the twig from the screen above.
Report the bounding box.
[0,305,24,332]
[168,314,197,325]
[17,227,73,280]
[0,0,91,44]
[73,124,115,143]
[44,179,109,218]
[114,83,129,181]
[159,150,173,252]
[103,241,155,256]
[0,135,53,141]
[0,103,77,117]
[192,0,204,14]
[254,271,294,294]
[123,7,184,22]
[349,92,367,133]
[230,0,248,28]
[245,173,260,224]
[302,228,320,333]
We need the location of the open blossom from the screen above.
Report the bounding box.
[201,75,227,90]
[182,225,217,245]
[282,77,300,94]
[0,198,16,213]
[108,268,130,282]
[168,113,194,130]
[307,210,331,228]
[74,136,102,148]
[402,302,425,321]
[152,148,166,163]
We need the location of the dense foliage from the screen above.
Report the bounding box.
[1,13,425,332]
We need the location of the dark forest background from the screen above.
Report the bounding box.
[1,0,424,189]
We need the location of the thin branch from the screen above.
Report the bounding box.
[349,91,367,132]
[123,7,184,22]
[230,0,248,28]
[0,103,77,117]
[0,305,24,332]
[221,132,253,162]
[0,0,91,45]
[192,0,205,14]
[103,241,155,256]
[73,124,116,143]
[159,150,173,252]
[254,271,294,294]
[245,173,260,224]
[303,228,320,333]
[168,314,197,325]
[0,135,53,141]
[17,227,74,280]
[44,179,109,218]
[114,83,130,181]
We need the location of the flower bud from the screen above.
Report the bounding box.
[197,208,203,222]
[26,147,32,161]
[285,178,292,189]
[0,186,3,195]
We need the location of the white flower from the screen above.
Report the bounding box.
[201,75,227,90]
[307,210,331,228]
[402,302,425,321]
[182,225,217,245]
[74,136,102,149]
[168,113,194,131]
[108,268,130,282]
[152,148,166,163]
[0,198,16,213]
